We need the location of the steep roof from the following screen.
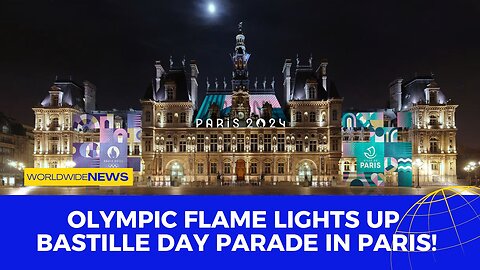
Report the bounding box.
[144,66,191,102]
[39,79,85,109]
[291,65,329,101]
[401,76,447,108]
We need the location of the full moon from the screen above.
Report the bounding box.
[207,3,216,14]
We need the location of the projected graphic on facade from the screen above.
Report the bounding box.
[342,111,412,187]
[72,112,142,171]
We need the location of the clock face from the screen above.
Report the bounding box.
[238,111,245,119]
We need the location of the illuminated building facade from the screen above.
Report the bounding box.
[339,77,458,186]
[32,26,458,187]
[141,25,343,186]
[389,77,458,184]
[0,113,33,186]
[33,79,143,181]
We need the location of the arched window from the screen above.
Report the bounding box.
[295,111,302,122]
[344,161,351,172]
[309,112,316,122]
[429,115,438,126]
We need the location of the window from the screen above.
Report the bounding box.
[430,138,439,153]
[250,134,258,152]
[166,141,173,152]
[179,141,187,152]
[210,135,218,152]
[180,112,187,123]
[197,163,204,174]
[224,162,231,174]
[277,163,285,174]
[429,115,438,126]
[51,144,58,153]
[264,134,272,152]
[237,134,245,152]
[344,161,351,171]
[251,162,257,174]
[223,134,231,152]
[431,162,439,171]
[51,118,59,129]
[51,95,59,106]
[332,139,339,151]
[277,134,285,152]
[210,162,217,174]
[295,111,302,122]
[309,112,316,122]
[332,110,338,121]
[166,113,173,123]
[309,140,317,152]
[264,162,271,174]
[145,111,151,122]
[197,135,205,152]
[295,140,303,152]
[307,87,316,99]
[134,145,140,155]
[166,87,174,100]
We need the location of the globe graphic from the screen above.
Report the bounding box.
[391,186,480,269]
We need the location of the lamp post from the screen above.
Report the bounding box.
[7,160,26,186]
[464,161,479,186]
[413,158,424,188]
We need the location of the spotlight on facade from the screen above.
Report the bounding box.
[65,160,76,168]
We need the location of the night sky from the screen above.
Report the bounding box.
[1,0,479,150]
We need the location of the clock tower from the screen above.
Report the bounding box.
[230,22,251,121]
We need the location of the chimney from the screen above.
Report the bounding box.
[389,79,403,111]
[190,60,199,110]
[283,59,292,103]
[320,59,328,90]
[83,81,96,113]
[155,60,165,92]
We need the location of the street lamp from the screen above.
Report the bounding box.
[464,161,478,185]
[413,158,424,188]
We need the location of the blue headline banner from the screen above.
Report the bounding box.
[0,194,479,269]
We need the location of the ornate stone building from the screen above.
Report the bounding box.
[33,79,143,183]
[33,79,95,168]
[339,76,458,186]
[389,76,458,184]
[141,25,343,186]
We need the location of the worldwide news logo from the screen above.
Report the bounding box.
[24,168,134,187]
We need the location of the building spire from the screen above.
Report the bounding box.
[231,23,250,91]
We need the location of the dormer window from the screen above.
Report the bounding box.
[166,87,174,100]
[51,94,59,106]
[307,87,316,99]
